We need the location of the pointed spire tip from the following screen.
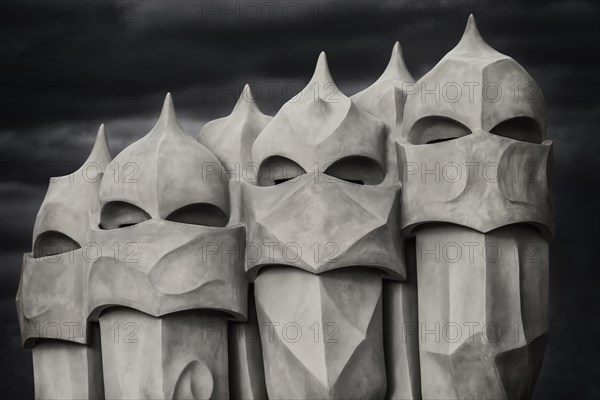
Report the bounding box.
[241,84,254,100]
[233,83,258,113]
[372,39,413,83]
[96,123,106,141]
[159,92,176,119]
[86,123,112,165]
[464,13,479,36]
[443,12,505,60]
[310,50,334,86]
[316,51,328,67]
[151,91,186,136]
[390,40,404,61]
[163,92,173,107]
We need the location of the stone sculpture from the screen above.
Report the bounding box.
[398,16,551,399]
[17,15,551,400]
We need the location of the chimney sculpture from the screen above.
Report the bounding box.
[17,15,551,400]
[398,15,551,399]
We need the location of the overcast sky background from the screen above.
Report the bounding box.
[1,0,598,398]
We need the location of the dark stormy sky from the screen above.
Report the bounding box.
[1,0,598,398]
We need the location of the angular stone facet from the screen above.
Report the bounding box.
[255,268,386,399]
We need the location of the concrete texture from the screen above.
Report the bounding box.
[397,131,553,238]
[198,84,272,184]
[32,325,104,400]
[352,41,415,140]
[255,267,386,399]
[99,94,230,220]
[252,52,387,177]
[383,242,422,400]
[99,308,228,399]
[400,16,546,145]
[415,224,548,399]
[87,219,247,321]
[227,288,267,400]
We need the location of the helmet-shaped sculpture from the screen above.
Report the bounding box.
[89,94,247,399]
[398,15,552,399]
[16,126,111,399]
[243,51,404,399]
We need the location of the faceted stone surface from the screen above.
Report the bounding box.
[416,224,548,399]
[383,239,421,399]
[228,288,268,400]
[32,325,104,400]
[255,267,386,399]
[99,308,228,400]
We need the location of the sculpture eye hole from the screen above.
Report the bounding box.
[165,203,229,227]
[257,156,306,187]
[324,156,385,185]
[33,231,81,258]
[426,138,456,144]
[490,117,543,143]
[100,201,151,230]
[273,177,293,185]
[409,116,471,145]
